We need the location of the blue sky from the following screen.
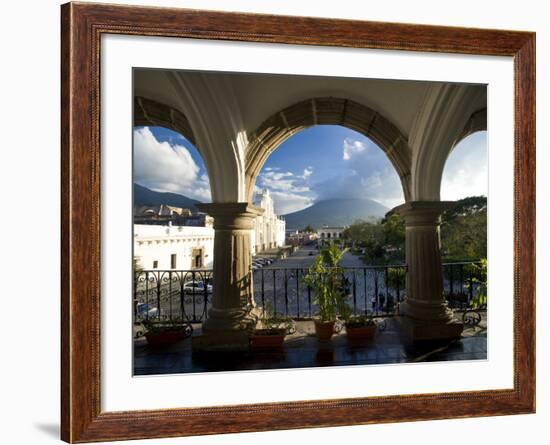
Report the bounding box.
[134,126,487,215]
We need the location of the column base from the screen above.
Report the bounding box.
[192,307,261,352]
[192,330,251,352]
[201,306,260,332]
[396,315,463,341]
[398,298,455,322]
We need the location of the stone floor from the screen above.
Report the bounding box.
[133,316,487,376]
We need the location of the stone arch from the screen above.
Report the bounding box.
[454,108,487,147]
[134,96,197,146]
[244,97,412,203]
[133,95,222,201]
[410,84,486,201]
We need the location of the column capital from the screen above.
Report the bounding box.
[392,200,456,226]
[196,202,264,230]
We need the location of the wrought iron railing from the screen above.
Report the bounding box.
[133,269,213,323]
[133,261,485,323]
[253,265,407,320]
[442,261,485,309]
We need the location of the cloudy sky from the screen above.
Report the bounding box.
[134,125,487,215]
[133,126,212,202]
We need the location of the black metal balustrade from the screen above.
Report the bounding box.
[442,261,485,308]
[133,269,213,323]
[253,265,407,320]
[133,261,485,324]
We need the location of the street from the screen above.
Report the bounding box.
[253,245,397,318]
[266,245,366,269]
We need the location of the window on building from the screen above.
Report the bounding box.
[170,254,177,269]
[192,248,203,269]
[153,260,158,269]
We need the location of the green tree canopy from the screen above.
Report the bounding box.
[344,196,487,264]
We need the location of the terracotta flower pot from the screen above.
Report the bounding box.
[249,328,286,351]
[144,329,187,346]
[314,319,335,342]
[346,324,376,342]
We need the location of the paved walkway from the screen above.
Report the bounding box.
[134,317,487,376]
[266,246,366,269]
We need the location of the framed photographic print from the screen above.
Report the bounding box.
[61,2,535,442]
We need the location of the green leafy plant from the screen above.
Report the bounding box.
[467,259,487,309]
[303,243,350,322]
[345,314,376,328]
[142,318,187,333]
[257,303,295,334]
[386,267,406,290]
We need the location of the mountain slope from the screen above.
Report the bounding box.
[133,183,202,212]
[282,198,389,230]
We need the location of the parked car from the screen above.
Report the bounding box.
[183,280,213,294]
[253,259,266,267]
[136,303,159,318]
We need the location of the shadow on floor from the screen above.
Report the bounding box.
[134,319,487,376]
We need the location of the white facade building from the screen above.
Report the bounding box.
[317,226,346,241]
[134,224,214,270]
[251,189,286,254]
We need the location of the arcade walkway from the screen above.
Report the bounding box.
[134,318,487,376]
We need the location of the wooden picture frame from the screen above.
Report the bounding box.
[61,2,535,442]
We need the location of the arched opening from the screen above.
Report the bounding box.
[132,125,215,273]
[245,97,412,204]
[441,131,487,202]
[251,123,405,261]
[440,130,487,262]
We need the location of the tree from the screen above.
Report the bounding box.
[342,196,486,264]
[302,224,316,233]
[441,196,487,261]
[382,213,405,247]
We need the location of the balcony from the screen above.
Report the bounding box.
[133,262,486,375]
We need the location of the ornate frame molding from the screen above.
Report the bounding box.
[61,2,535,442]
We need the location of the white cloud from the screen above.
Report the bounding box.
[256,167,316,213]
[441,132,487,201]
[133,127,211,201]
[256,135,414,214]
[313,166,403,210]
[257,170,311,193]
[343,138,367,160]
[270,191,314,215]
[308,137,405,209]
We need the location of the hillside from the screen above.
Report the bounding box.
[133,183,202,212]
[282,198,389,230]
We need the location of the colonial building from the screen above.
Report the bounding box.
[251,189,286,254]
[134,205,193,225]
[286,229,317,246]
[317,226,346,242]
[134,224,214,270]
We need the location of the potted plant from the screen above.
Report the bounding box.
[142,319,192,346]
[304,243,349,342]
[345,314,377,342]
[249,305,294,351]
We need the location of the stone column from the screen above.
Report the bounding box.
[393,201,463,341]
[192,202,263,351]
